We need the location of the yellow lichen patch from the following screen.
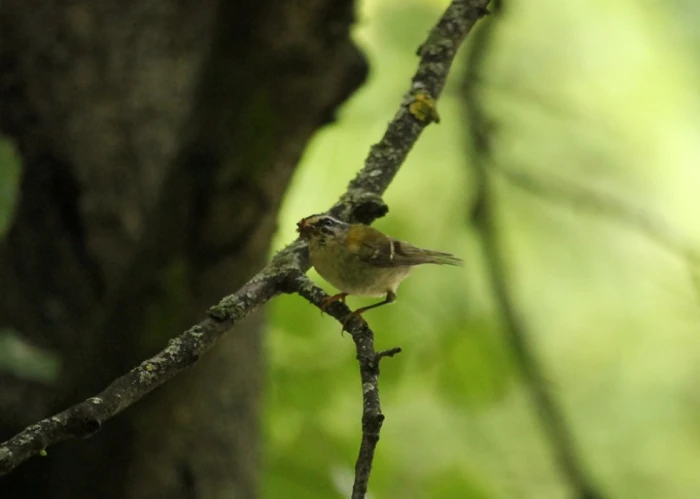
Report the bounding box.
[409,92,440,124]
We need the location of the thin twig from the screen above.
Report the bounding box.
[463,1,605,498]
[0,1,490,492]
[292,275,395,499]
[375,347,402,361]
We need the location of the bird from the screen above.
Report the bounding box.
[296,214,463,329]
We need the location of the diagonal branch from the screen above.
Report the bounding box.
[0,1,490,493]
[336,0,491,222]
[0,260,292,476]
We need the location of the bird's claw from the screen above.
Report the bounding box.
[340,311,365,336]
[320,292,347,316]
[316,293,366,336]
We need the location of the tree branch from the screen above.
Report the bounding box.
[0,1,490,493]
[463,2,605,498]
[334,0,491,223]
[291,274,398,499]
[0,261,289,476]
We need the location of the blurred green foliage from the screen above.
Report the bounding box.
[0,329,61,383]
[263,0,700,498]
[0,137,21,239]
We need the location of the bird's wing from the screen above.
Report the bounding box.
[345,225,396,267]
[356,237,398,267]
[376,239,458,267]
[346,225,463,267]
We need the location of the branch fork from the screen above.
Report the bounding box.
[0,3,490,497]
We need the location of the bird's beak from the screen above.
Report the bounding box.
[296,218,316,239]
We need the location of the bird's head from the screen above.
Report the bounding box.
[296,214,349,243]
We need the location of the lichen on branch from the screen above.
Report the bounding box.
[0,3,491,495]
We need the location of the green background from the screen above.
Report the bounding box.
[264,0,700,497]
[2,0,699,497]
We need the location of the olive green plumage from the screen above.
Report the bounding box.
[297,214,462,318]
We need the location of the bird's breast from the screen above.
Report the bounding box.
[309,240,411,297]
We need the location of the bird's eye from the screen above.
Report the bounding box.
[318,217,335,227]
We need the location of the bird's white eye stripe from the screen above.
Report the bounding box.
[318,216,340,227]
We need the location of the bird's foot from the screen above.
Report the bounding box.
[340,310,366,335]
[320,292,348,316]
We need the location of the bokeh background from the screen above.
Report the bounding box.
[2,0,700,498]
[264,0,700,498]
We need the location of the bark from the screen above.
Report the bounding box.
[0,0,366,497]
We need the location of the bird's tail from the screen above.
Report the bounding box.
[422,250,463,266]
[391,240,463,267]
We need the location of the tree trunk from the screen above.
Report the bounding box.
[0,0,366,497]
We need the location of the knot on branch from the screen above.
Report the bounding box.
[476,6,491,18]
[207,302,230,321]
[67,400,104,438]
[362,410,385,427]
[332,192,388,224]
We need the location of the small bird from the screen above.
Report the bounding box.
[297,214,463,328]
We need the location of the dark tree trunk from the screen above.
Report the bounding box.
[0,0,366,497]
